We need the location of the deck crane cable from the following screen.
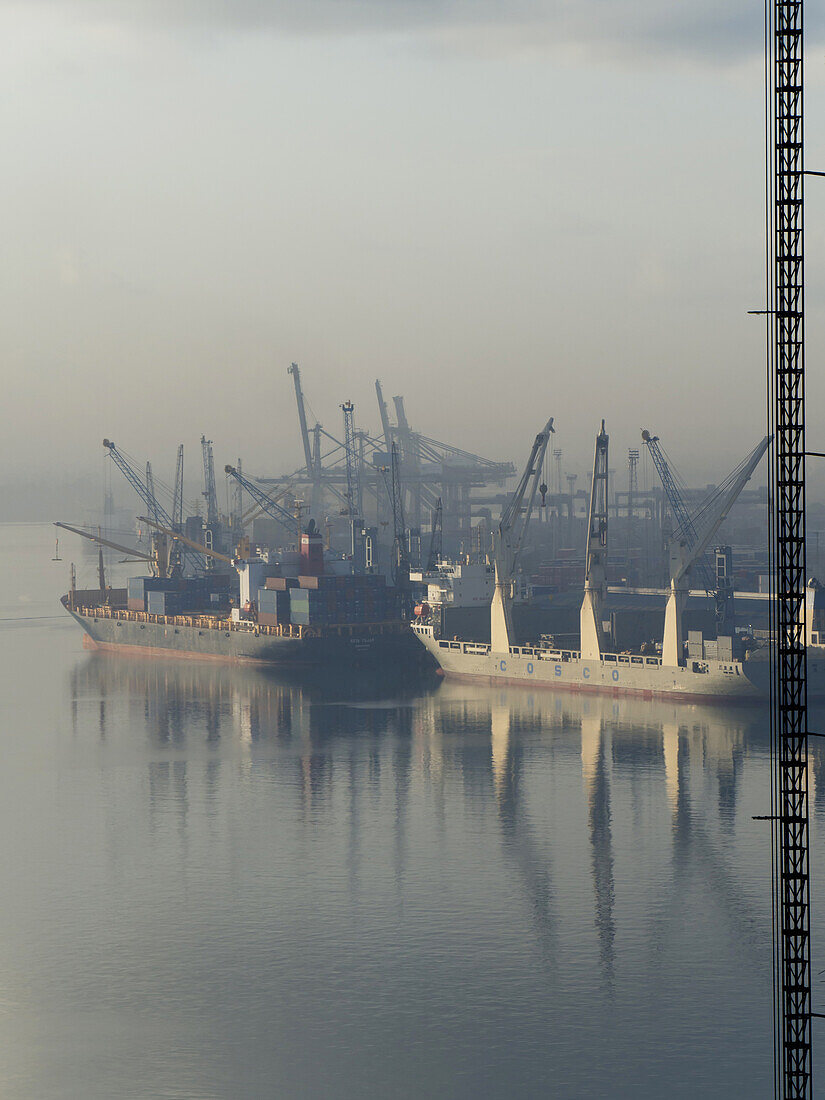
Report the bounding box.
[681,442,766,544]
[138,517,235,566]
[641,430,716,593]
[224,465,302,539]
[118,443,204,519]
[490,418,555,654]
[102,440,206,574]
[115,445,173,509]
[113,443,202,519]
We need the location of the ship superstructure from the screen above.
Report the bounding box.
[61,516,424,669]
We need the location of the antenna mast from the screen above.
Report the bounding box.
[768,0,812,1091]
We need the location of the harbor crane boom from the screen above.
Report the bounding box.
[648,433,770,666]
[490,417,554,653]
[138,518,235,566]
[288,362,314,476]
[102,439,182,576]
[375,380,394,456]
[54,521,153,563]
[641,430,714,592]
[224,465,302,538]
[145,463,160,527]
[104,441,176,528]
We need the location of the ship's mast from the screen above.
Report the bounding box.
[490,419,554,653]
[580,422,609,660]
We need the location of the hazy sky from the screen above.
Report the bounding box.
[3,0,825,500]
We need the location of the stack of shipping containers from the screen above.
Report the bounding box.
[258,574,400,628]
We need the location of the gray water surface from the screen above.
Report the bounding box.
[1,523,822,1098]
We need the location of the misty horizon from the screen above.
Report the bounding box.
[3,2,824,508]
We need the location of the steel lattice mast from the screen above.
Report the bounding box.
[768,0,812,1093]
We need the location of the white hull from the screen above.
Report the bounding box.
[411,624,825,703]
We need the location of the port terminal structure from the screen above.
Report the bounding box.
[253,365,516,560]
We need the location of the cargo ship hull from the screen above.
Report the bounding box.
[66,602,424,668]
[411,624,802,702]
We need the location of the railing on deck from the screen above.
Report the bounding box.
[72,603,407,641]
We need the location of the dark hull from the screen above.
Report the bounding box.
[67,606,427,669]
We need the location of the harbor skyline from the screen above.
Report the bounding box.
[3,2,824,487]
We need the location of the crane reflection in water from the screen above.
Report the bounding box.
[66,655,823,1040]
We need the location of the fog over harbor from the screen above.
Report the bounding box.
[4,0,825,503]
[3,4,825,1097]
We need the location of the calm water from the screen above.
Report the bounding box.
[2,522,825,1098]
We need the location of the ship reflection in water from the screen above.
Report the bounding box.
[59,655,825,1098]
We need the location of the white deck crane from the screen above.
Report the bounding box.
[649,434,770,666]
[580,421,609,660]
[490,418,554,653]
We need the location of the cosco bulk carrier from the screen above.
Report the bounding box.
[411,419,825,703]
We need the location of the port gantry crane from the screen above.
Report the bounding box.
[341,400,365,562]
[640,433,769,669]
[490,418,554,653]
[172,444,184,533]
[269,366,516,550]
[380,443,411,597]
[425,498,443,572]
[224,465,302,541]
[580,422,609,661]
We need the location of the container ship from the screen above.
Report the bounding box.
[61,519,425,669]
[411,419,825,703]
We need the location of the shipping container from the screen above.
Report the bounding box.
[264,577,299,591]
